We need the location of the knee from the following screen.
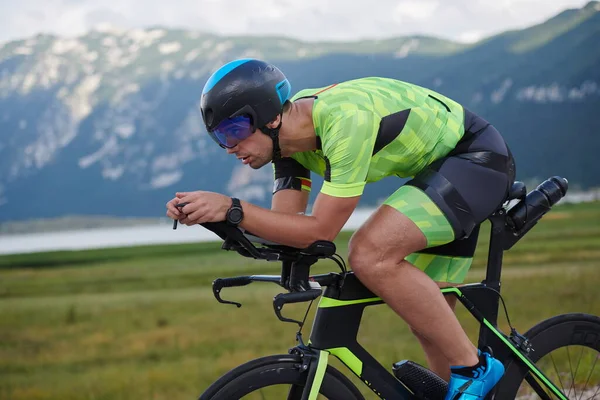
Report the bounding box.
[347,232,374,278]
[348,231,405,279]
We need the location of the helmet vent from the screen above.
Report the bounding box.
[275,79,291,105]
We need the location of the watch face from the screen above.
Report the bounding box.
[229,208,243,224]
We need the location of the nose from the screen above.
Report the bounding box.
[226,147,237,154]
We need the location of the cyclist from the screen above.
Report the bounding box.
[166,58,514,399]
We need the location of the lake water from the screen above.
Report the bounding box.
[0,208,376,255]
[2,189,596,256]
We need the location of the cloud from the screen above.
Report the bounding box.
[84,8,131,28]
[0,0,592,44]
[457,30,485,43]
[394,1,440,21]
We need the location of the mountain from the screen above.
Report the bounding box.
[0,2,599,222]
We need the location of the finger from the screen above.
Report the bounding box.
[168,199,181,211]
[180,202,197,215]
[187,208,205,223]
[176,192,189,198]
[166,201,180,217]
[175,201,190,210]
[178,194,196,205]
[166,210,178,220]
[184,217,197,226]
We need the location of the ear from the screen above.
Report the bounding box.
[265,114,282,129]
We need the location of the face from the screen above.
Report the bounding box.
[226,129,273,169]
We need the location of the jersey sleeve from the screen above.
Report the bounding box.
[320,111,378,198]
[272,157,312,194]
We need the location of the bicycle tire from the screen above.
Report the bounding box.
[494,313,600,399]
[198,354,365,400]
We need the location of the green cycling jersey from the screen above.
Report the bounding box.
[276,76,467,198]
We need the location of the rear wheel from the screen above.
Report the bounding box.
[495,313,600,399]
[199,354,365,400]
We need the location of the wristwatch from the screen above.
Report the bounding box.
[226,197,244,227]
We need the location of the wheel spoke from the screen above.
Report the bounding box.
[566,345,575,399]
[505,316,600,400]
[581,384,600,400]
[570,346,586,399]
[550,351,568,394]
[580,352,600,400]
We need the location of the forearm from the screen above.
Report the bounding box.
[271,189,309,214]
[240,200,328,248]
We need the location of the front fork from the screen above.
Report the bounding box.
[291,346,330,400]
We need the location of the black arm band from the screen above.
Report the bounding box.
[273,177,304,194]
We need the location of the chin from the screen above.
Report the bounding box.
[251,158,270,169]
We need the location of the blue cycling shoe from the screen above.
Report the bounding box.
[444,351,505,400]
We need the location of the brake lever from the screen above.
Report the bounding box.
[212,277,253,308]
[273,287,322,326]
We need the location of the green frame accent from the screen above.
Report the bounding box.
[441,287,462,296]
[308,350,330,400]
[442,286,566,399]
[482,319,567,400]
[328,347,363,376]
[308,273,414,398]
[318,296,381,308]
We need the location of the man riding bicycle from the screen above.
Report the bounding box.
[166,58,514,400]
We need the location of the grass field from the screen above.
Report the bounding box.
[1,202,599,399]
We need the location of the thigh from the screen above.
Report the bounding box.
[350,182,457,268]
[406,225,480,284]
[382,185,456,248]
[382,177,481,283]
[350,202,428,266]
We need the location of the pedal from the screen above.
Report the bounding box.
[392,360,448,400]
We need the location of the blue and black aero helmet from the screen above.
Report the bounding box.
[200,59,291,158]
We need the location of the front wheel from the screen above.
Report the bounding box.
[494,313,600,399]
[199,354,365,400]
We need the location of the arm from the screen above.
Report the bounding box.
[240,193,360,248]
[174,111,373,248]
[240,110,375,248]
[271,156,311,214]
[272,189,309,214]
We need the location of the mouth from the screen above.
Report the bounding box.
[238,156,250,165]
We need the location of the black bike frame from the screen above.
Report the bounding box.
[297,210,568,400]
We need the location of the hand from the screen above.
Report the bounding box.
[166,196,184,220]
[172,191,232,226]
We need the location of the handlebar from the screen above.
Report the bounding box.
[173,217,342,287]
[196,221,343,293]
[172,219,346,326]
[198,221,337,262]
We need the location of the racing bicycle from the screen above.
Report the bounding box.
[181,176,600,399]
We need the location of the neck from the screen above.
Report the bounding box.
[278,98,317,157]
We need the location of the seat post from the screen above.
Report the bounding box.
[484,210,506,292]
[477,210,507,348]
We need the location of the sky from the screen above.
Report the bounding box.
[0,0,592,45]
